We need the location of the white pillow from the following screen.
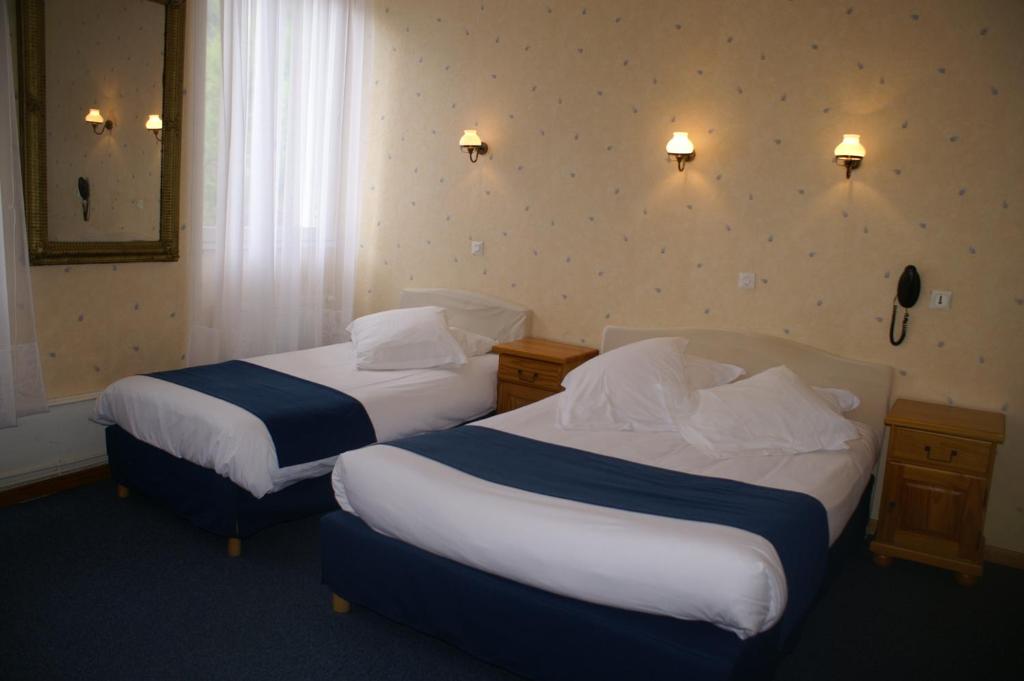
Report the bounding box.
[669,355,748,419]
[676,365,860,454]
[448,327,496,357]
[813,387,861,414]
[347,306,467,370]
[558,337,690,432]
[683,355,746,390]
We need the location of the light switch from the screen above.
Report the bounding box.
[738,272,755,289]
[470,240,484,256]
[929,290,952,310]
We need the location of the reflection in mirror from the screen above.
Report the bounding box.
[16,0,183,265]
[45,0,164,242]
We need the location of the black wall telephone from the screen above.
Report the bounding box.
[889,265,921,346]
[77,177,91,222]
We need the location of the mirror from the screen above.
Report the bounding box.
[15,0,184,265]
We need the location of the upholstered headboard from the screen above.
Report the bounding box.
[601,327,893,438]
[399,289,530,343]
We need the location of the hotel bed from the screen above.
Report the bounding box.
[320,326,892,680]
[96,288,529,555]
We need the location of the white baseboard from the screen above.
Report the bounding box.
[0,453,109,492]
[0,397,107,492]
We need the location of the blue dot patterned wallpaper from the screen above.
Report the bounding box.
[356,1,1024,550]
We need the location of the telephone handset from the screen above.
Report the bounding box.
[77,177,91,222]
[889,265,921,346]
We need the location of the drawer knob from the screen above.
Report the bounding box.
[924,444,955,463]
[517,368,539,383]
[887,500,896,510]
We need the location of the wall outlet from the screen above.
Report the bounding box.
[470,240,484,256]
[929,290,952,310]
[738,272,756,289]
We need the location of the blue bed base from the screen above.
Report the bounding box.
[106,425,336,538]
[321,478,874,681]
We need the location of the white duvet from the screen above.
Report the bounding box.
[95,343,498,498]
[332,395,878,639]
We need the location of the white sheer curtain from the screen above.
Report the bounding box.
[0,4,47,428]
[187,0,367,365]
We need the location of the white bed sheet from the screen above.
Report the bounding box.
[331,395,879,639]
[95,343,498,498]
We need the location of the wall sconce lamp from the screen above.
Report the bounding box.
[834,133,865,179]
[84,108,113,135]
[666,132,695,172]
[459,129,488,163]
[145,114,163,143]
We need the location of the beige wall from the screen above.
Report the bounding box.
[31,261,187,397]
[357,1,1024,551]
[30,0,189,398]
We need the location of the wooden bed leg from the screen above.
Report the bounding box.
[116,484,130,499]
[331,593,351,614]
[872,553,892,568]
[227,537,242,557]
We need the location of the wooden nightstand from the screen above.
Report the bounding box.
[870,399,1005,586]
[493,338,598,413]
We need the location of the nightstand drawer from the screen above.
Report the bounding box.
[498,355,564,392]
[890,427,991,475]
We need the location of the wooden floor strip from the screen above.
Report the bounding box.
[0,465,110,508]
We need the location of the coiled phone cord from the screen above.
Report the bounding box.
[889,295,910,346]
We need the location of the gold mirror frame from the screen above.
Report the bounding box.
[15,0,185,265]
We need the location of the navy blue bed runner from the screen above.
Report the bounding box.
[149,360,376,468]
[386,424,828,641]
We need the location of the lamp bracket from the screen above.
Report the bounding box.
[462,142,488,163]
[90,119,113,135]
[835,155,862,179]
[669,151,695,172]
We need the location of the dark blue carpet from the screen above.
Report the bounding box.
[1,481,1022,681]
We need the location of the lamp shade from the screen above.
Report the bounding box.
[145,114,163,130]
[85,108,104,124]
[665,131,695,155]
[834,133,866,158]
[459,129,482,147]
